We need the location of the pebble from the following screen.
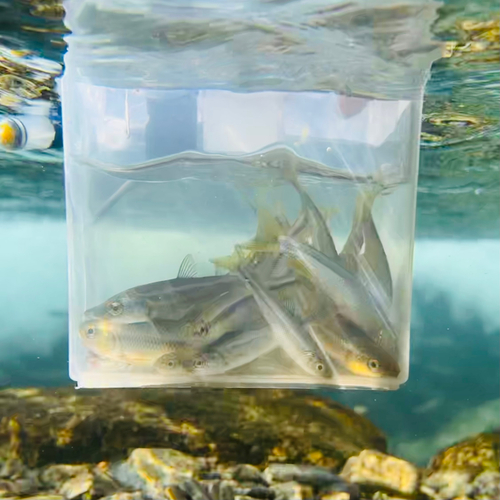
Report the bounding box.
[40,466,90,489]
[340,450,418,496]
[179,479,212,500]
[111,449,199,499]
[320,493,350,500]
[263,465,301,485]
[164,485,191,500]
[421,470,474,500]
[206,480,235,500]
[233,486,275,500]
[232,465,268,486]
[473,470,500,499]
[272,481,314,500]
[99,494,144,500]
[58,470,93,500]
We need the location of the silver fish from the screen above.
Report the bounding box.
[238,265,333,379]
[156,325,277,376]
[279,237,397,344]
[340,188,393,300]
[294,285,400,378]
[79,318,184,365]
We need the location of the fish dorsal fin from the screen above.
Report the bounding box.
[318,206,340,225]
[177,254,197,279]
[255,207,285,243]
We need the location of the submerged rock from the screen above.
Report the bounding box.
[420,432,500,500]
[0,388,385,469]
[340,449,419,497]
[231,465,268,486]
[111,448,200,498]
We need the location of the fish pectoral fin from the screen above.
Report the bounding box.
[177,254,198,279]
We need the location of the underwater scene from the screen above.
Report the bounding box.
[0,0,499,499]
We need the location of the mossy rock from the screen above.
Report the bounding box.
[426,432,499,475]
[421,432,500,500]
[0,388,385,469]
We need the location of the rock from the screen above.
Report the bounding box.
[99,494,144,500]
[320,493,350,500]
[40,465,90,489]
[421,432,500,500]
[0,476,39,498]
[91,462,121,498]
[472,470,500,500]
[420,470,473,500]
[59,471,93,500]
[111,449,200,498]
[263,465,301,484]
[16,497,65,500]
[232,465,267,485]
[425,432,499,475]
[233,487,275,500]
[0,388,385,469]
[340,450,419,496]
[179,479,212,500]
[206,480,235,500]
[272,482,314,500]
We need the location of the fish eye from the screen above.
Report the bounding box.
[86,327,96,339]
[167,360,177,369]
[193,357,208,369]
[316,363,324,372]
[368,359,380,371]
[108,301,123,316]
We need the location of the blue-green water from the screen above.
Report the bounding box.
[0,0,498,466]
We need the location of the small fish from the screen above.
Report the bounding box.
[238,265,333,379]
[79,318,183,365]
[80,254,289,368]
[303,297,400,378]
[156,325,277,376]
[279,237,397,345]
[340,188,393,300]
[83,255,251,326]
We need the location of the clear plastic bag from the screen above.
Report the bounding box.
[61,0,443,389]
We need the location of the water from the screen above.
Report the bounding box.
[0,0,498,477]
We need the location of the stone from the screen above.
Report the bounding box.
[59,470,93,500]
[233,487,275,500]
[99,494,145,500]
[263,465,301,484]
[425,432,499,475]
[420,470,473,500]
[421,432,500,500]
[320,493,350,500]
[0,388,386,469]
[232,465,267,485]
[272,482,314,500]
[472,470,500,500]
[111,449,200,498]
[91,462,121,498]
[206,480,235,500]
[40,465,90,489]
[340,450,419,496]
[179,479,212,500]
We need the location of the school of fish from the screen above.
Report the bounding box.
[79,171,401,382]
